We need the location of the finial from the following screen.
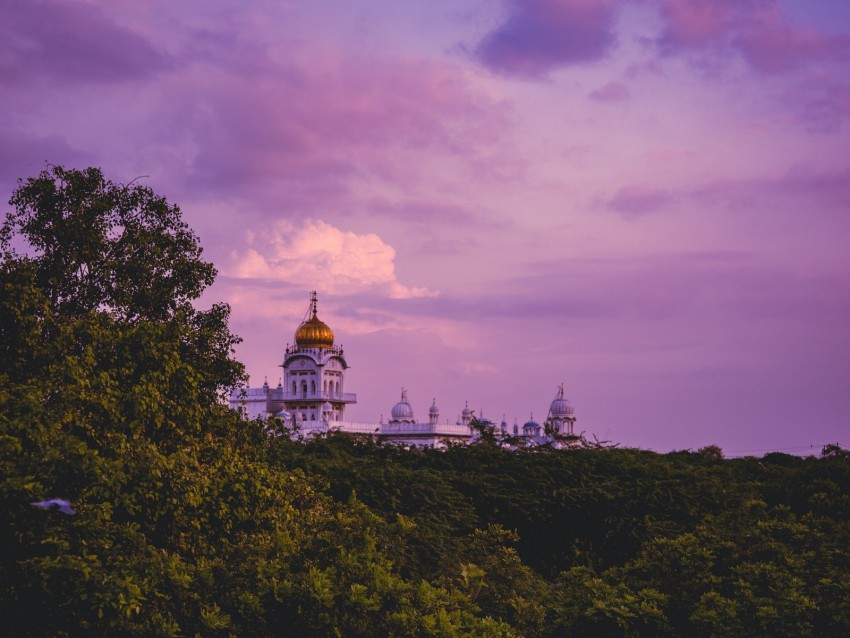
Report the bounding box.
[310,290,318,317]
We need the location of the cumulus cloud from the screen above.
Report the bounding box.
[229,219,436,299]
[474,0,619,78]
[0,0,171,85]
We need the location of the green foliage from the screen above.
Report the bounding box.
[2,165,214,323]
[3,165,850,636]
[276,437,850,637]
[1,167,512,637]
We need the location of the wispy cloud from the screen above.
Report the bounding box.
[0,130,92,187]
[606,185,674,216]
[589,81,630,102]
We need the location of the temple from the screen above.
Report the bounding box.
[229,292,578,448]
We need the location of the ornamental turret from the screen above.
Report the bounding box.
[429,398,440,426]
[461,401,473,426]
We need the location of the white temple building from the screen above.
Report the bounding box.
[229,292,578,448]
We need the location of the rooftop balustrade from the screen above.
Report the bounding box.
[279,391,357,403]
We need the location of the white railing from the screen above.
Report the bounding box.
[278,391,357,403]
[232,388,356,402]
[290,420,472,439]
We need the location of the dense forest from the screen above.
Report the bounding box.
[2,167,849,637]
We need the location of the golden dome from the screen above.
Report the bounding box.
[294,292,334,349]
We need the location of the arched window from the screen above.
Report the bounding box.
[311,380,316,394]
[292,381,296,395]
[301,381,307,398]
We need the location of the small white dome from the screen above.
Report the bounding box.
[549,385,575,417]
[429,398,439,415]
[391,388,415,421]
[461,401,472,417]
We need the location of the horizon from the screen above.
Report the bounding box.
[2,0,848,453]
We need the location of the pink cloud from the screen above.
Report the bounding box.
[161,50,507,208]
[475,0,620,78]
[655,0,850,75]
[736,9,850,74]
[589,81,630,102]
[228,219,436,300]
[656,0,741,50]
[0,0,171,85]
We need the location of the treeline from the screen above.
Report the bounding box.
[2,166,848,637]
[273,435,850,636]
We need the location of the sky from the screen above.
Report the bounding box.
[2,0,849,454]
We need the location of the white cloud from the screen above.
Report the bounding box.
[229,219,436,299]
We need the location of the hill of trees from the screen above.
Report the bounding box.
[2,167,848,637]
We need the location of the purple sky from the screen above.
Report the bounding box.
[3,0,849,453]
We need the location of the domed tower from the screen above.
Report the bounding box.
[544,384,576,437]
[389,388,416,425]
[523,414,541,438]
[460,401,473,426]
[281,291,356,423]
[428,398,440,426]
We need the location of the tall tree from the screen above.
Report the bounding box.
[1,165,243,398]
[3,165,212,322]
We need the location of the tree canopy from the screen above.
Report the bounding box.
[2,165,214,322]
[2,166,849,637]
[1,166,516,637]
